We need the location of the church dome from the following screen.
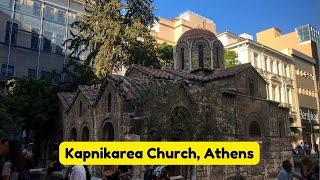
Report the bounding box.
[177,28,217,44]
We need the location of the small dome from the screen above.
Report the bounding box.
[177,28,217,44]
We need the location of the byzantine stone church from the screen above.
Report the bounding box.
[58,29,292,179]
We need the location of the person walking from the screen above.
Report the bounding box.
[69,165,86,180]
[22,143,33,170]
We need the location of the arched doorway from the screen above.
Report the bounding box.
[101,122,115,141]
[249,121,261,137]
[70,128,77,141]
[82,126,89,141]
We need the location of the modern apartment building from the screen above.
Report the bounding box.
[151,11,216,45]
[217,31,300,136]
[0,0,86,88]
[257,26,320,81]
[256,27,320,145]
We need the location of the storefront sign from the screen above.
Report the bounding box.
[300,108,318,122]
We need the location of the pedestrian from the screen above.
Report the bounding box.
[101,165,119,180]
[300,157,313,180]
[69,165,87,180]
[22,143,33,170]
[144,165,155,180]
[277,160,303,180]
[118,165,132,180]
[45,150,62,178]
[1,140,30,180]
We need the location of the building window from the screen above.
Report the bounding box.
[70,128,77,141]
[15,0,21,11]
[45,5,54,20]
[264,56,268,71]
[180,47,184,70]
[215,47,219,67]
[272,85,276,100]
[107,93,112,112]
[249,121,261,137]
[43,31,52,52]
[249,78,255,97]
[57,10,65,24]
[79,101,83,117]
[102,122,114,141]
[269,60,273,73]
[41,71,50,80]
[253,53,258,68]
[28,68,36,79]
[53,73,61,84]
[33,1,41,16]
[297,25,310,43]
[55,34,64,55]
[5,21,18,45]
[279,122,285,138]
[1,64,14,76]
[82,126,89,141]
[31,29,39,50]
[198,44,204,68]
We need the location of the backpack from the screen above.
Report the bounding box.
[17,170,31,180]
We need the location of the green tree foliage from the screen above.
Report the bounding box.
[0,95,19,139]
[63,60,100,91]
[224,50,238,68]
[5,78,59,143]
[156,43,174,68]
[67,0,160,77]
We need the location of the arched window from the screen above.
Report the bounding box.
[102,122,115,141]
[249,121,261,137]
[79,101,82,117]
[107,93,112,112]
[82,126,89,141]
[216,46,219,67]
[180,47,185,70]
[249,78,255,97]
[70,128,77,141]
[198,44,204,68]
[279,121,285,138]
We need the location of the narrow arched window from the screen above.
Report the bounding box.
[249,121,261,137]
[180,47,185,70]
[107,93,112,112]
[198,44,204,68]
[70,128,77,141]
[216,47,219,67]
[82,126,89,141]
[79,101,82,117]
[249,78,255,97]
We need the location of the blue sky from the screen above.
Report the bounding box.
[153,0,320,37]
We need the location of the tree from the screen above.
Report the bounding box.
[5,78,59,145]
[224,50,238,68]
[67,0,160,77]
[156,43,173,68]
[0,95,19,139]
[63,60,100,91]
